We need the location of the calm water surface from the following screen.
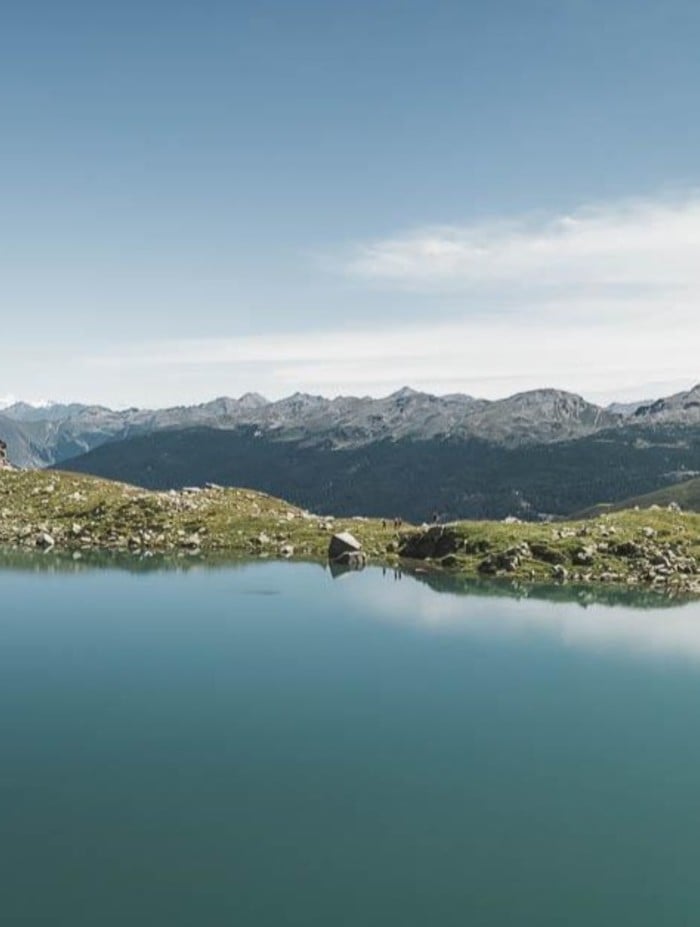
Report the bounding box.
[3,555,700,925]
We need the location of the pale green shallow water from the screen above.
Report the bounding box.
[3,555,700,925]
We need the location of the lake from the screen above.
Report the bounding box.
[3,553,700,925]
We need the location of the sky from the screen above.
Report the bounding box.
[1,0,699,408]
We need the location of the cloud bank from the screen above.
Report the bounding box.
[82,317,697,407]
[6,193,700,407]
[345,194,700,309]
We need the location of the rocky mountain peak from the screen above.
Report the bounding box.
[633,382,700,422]
[3,381,700,472]
[389,386,422,400]
[238,392,269,409]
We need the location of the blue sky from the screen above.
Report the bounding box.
[2,0,699,407]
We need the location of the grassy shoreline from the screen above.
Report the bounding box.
[1,468,699,595]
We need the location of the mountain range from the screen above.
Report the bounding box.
[1,383,700,520]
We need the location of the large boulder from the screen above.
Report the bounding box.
[328,531,362,562]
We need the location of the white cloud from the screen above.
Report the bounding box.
[344,195,700,309]
[7,192,700,407]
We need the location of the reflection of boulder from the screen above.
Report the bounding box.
[328,532,362,561]
[328,532,366,576]
[399,526,461,560]
[329,554,366,579]
[334,549,366,568]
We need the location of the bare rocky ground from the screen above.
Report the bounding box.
[1,469,699,596]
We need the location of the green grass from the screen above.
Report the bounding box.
[0,468,401,561]
[577,475,700,517]
[447,509,700,583]
[1,468,699,593]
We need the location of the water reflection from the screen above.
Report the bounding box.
[0,547,281,577]
[347,566,700,664]
[3,547,700,663]
[0,547,696,609]
[404,565,698,609]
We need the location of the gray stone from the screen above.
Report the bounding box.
[328,532,362,561]
[572,545,597,566]
[478,550,521,574]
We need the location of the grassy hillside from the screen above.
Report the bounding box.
[1,468,700,595]
[0,468,398,561]
[579,475,700,517]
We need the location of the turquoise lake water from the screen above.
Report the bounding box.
[3,555,700,925]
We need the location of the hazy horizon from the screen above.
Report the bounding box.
[2,377,698,414]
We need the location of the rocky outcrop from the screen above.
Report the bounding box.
[0,439,12,470]
[478,543,532,574]
[398,526,462,560]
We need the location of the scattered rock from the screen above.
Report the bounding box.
[530,542,566,565]
[478,555,498,575]
[611,540,644,558]
[572,545,597,566]
[398,526,461,560]
[478,547,526,574]
[464,538,492,555]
